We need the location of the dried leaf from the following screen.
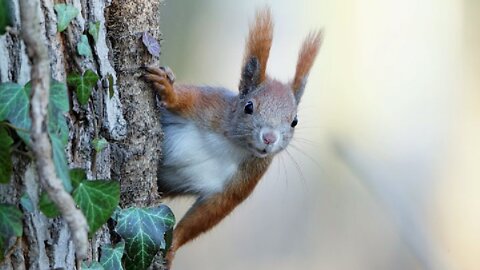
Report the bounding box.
[142,32,160,57]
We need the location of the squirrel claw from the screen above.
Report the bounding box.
[161,66,176,84]
[159,101,168,107]
[143,66,176,108]
[144,66,175,84]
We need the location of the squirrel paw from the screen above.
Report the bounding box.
[143,66,176,107]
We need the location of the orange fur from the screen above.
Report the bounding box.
[145,67,228,125]
[143,8,323,269]
[292,30,323,91]
[165,157,272,269]
[243,7,273,83]
[144,67,197,115]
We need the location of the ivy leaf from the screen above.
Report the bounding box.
[21,80,72,192]
[44,80,71,191]
[20,193,34,213]
[70,168,87,189]
[73,180,120,237]
[92,137,108,152]
[111,206,122,222]
[88,21,100,44]
[54,3,79,32]
[48,80,70,116]
[161,228,173,256]
[51,134,72,192]
[142,32,160,57]
[77,34,92,58]
[0,82,31,144]
[24,79,69,143]
[48,80,70,143]
[115,205,175,270]
[84,70,100,87]
[67,69,99,105]
[100,241,125,270]
[0,0,13,35]
[38,192,60,218]
[0,126,13,183]
[1,80,71,191]
[0,80,69,146]
[81,261,105,270]
[106,74,114,99]
[0,204,23,260]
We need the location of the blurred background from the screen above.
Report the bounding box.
[160,1,480,269]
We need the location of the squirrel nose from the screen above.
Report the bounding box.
[262,132,278,145]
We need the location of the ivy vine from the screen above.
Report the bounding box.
[0,3,174,268]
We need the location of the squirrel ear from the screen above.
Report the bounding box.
[239,57,261,95]
[292,30,323,103]
[239,7,273,96]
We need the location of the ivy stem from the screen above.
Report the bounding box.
[2,122,29,133]
[12,148,33,160]
[19,0,89,261]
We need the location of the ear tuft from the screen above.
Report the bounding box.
[292,30,323,101]
[239,7,273,95]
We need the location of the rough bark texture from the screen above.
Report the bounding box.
[0,0,163,269]
[107,0,162,207]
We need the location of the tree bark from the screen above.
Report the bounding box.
[0,0,163,269]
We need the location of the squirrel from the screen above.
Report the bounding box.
[144,7,322,269]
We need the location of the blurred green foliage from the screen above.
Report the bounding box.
[0,0,12,35]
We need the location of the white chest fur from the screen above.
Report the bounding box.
[159,120,248,196]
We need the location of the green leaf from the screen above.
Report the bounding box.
[115,206,175,270]
[54,3,79,32]
[21,80,72,191]
[0,204,22,236]
[100,241,125,270]
[0,204,23,260]
[73,180,120,237]
[20,193,34,213]
[84,70,100,87]
[39,192,60,218]
[81,261,105,270]
[0,82,31,144]
[1,80,71,190]
[48,80,70,143]
[46,80,71,191]
[107,74,114,99]
[70,168,87,189]
[77,34,92,58]
[49,80,70,116]
[23,79,70,144]
[161,228,173,256]
[67,69,99,105]
[88,21,100,44]
[111,206,122,222]
[0,80,69,146]
[0,126,13,183]
[92,137,108,152]
[51,134,72,192]
[0,0,13,35]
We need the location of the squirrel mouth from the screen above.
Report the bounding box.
[247,143,271,158]
[254,150,269,158]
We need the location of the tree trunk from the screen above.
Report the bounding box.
[0,0,163,269]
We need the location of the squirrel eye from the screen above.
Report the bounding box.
[291,116,298,128]
[244,101,254,114]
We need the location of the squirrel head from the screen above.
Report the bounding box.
[228,7,322,158]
